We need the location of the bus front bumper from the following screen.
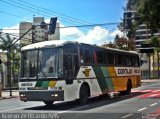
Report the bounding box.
[19,90,64,102]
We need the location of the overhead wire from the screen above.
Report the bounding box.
[0,0,118,31]
[0,0,92,27]
[18,0,92,25]
[0,10,21,18]
[18,0,91,25]
[0,0,120,39]
[0,0,78,26]
[0,22,120,31]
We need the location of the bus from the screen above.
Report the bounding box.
[19,40,141,105]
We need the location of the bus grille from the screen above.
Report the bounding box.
[27,87,48,90]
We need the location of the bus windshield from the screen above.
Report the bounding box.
[20,48,63,79]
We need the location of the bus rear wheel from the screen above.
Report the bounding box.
[79,84,90,104]
[120,80,132,95]
[43,101,54,106]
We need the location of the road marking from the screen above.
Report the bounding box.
[131,90,140,92]
[153,90,160,92]
[150,103,158,107]
[141,90,152,92]
[58,105,90,113]
[138,107,147,112]
[148,94,159,97]
[58,111,68,113]
[121,114,133,118]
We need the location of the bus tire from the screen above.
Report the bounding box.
[120,80,132,95]
[79,83,90,104]
[126,80,132,94]
[43,101,54,106]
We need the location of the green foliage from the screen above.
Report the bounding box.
[102,41,116,48]
[103,35,135,51]
[149,36,159,47]
[0,34,20,76]
[137,0,160,34]
[125,0,160,39]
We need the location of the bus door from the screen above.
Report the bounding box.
[63,46,78,84]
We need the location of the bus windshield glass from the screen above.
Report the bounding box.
[20,48,63,79]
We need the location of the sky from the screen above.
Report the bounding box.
[0,0,126,45]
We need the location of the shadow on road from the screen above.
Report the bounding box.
[24,91,148,111]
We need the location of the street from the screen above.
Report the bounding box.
[0,80,159,119]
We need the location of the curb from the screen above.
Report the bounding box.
[0,96,19,100]
[141,80,159,83]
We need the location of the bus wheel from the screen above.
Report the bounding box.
[79,84,89,104]
[120,80,132,95]
[126,80,132,94]
[43,101,54,106]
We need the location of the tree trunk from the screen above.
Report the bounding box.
[158,51,160,78]
[149,53,151,79]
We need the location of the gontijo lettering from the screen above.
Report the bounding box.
[118,69,132,74]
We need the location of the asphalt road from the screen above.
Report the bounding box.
[0,81,160,119]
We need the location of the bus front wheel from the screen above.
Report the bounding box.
[43,101,54,106]
[79,83,90,104]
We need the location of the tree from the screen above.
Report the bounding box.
[137,0,160,34]
[124,0,160,39]
[0,33,20,90]
[102,35,135,51]
[102,41,116,48]
[148,36,160,78]
[115,35,135,50]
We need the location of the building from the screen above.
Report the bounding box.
[135,24,159,49]
[19,22,32,46]
[135,24,160,79]
[19,17,60,46]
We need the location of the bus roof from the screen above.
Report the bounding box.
[21,40,139,55]
[21,40,77,51]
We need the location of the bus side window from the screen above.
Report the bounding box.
[116,54,123,65]
[96,51,106,64]
[80,48,93,64]
[126,56,132,66]
[133,55,140,67]
[107,53,115,65]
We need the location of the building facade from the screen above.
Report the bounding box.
[135,24,159,49]
[135,24,160,79]
[20,17,60,46]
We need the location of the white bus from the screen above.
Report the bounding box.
[19,40,141,105]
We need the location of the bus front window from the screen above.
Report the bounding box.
[38,48,62,78]
[21,48,63,79]
[21,50,38,78]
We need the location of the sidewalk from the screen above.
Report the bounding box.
[0,90,19,99]
[141,79,160,83]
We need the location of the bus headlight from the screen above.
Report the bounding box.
[51,94,58,97]
[20,94,26,97]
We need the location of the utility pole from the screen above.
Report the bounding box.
[7,48,12,96]
[7,27,33,96]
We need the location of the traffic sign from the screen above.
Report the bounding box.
[49,17,57,35]
[140,44,154,53]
